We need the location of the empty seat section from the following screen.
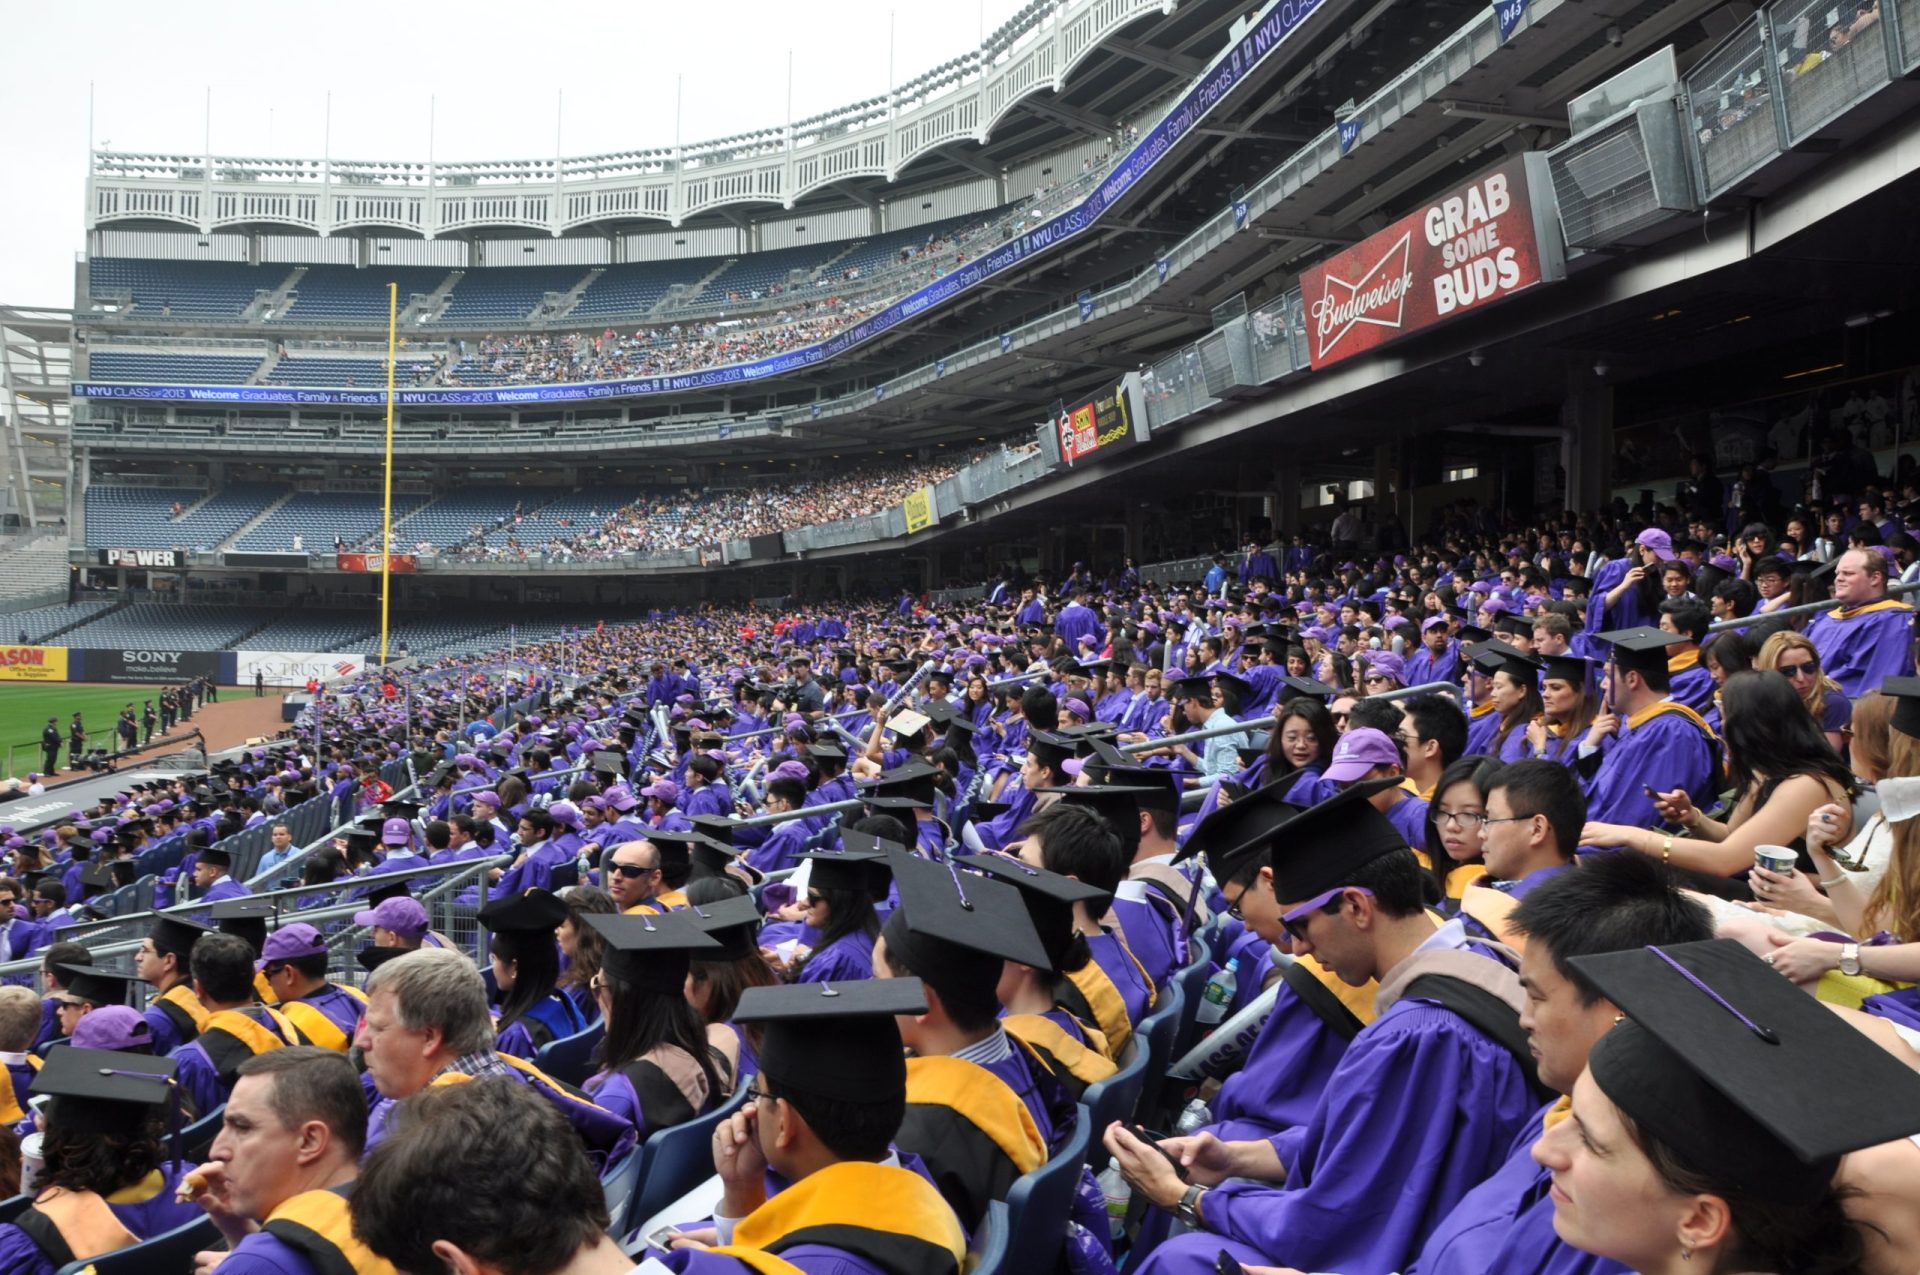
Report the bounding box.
[399,486,535,548]
[438,266,589,326]
[266,357,435,387]
[700,245,836,301]
[0,601,120,642]
[88,259,274,321]
[58,603,275,649]
[87,353,264,384]
[279,267,448,325]
[237,491,429,552]
[569,260,716,320]
[85,486,207,549]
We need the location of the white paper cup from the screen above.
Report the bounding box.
[1753,845,1798,876]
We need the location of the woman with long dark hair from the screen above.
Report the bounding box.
[789,851,883,984]
[479,887,588,1058]
[582,912,729,1139]
[683,875,775,1085]
[555,884,615,1023]
[1525,653,1599,764]
[1583,670,1855,879]
[1698,631,1755,735]
[1486,652,1546,763]
[0,1052,199,1273]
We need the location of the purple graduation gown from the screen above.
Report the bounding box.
[1086,930,1153,1029]
[1803,603,1916,698]
[206,1228,326,1274]
[1579,706,1717,832]
[795,931,875,984]
[1411,1100,1631,1275]
[1133,995,1537,1275]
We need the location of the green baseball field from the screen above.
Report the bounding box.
[0,683,171,777]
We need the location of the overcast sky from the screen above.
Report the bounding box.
[0,0,1027,308]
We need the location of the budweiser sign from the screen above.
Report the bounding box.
[1300,154,1564,370]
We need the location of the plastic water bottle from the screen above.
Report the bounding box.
[1097,1162,1131,1239]
[1196,957,1238,1026]
[1175,1097,1212,1135]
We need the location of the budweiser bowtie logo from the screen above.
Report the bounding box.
[1311,230,1415,360]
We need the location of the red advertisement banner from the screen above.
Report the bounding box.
[1300,153,1563,370]
[336,552,417,573]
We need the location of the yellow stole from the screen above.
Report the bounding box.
[263,1187,400,1275]
[1459,880,1527,953]
[903,1055,1047,1175]
[1666,648,1700,674]
[157,984,212,1034]
[1827,598,1913,621]
[1626,699,1716,739]
[714,1160,967,1275]
[1003,1013,1118,1088]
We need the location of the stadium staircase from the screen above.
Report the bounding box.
[401,273,463,326]
[0,541,73,613]
[247,347,284,385]
[34,595,132,640]
[652,259,736,315]
[530,269,602,324]
[811,242,862,280]
[218,493,296,552]
[169,490,220,525]
[243,268,307,322]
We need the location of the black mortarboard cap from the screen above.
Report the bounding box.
[687,815,737,848]
[689,836,742,879]
[364,878,413,906]
[1493,613,1534,637]
[733,978,927,1104]
[1163,673,1214,701]
[79,863,117,891]
[921,700,979,733]
[1025,732,1076,776]
[1539,654,1598,688]
[1470,645,1544,682]
[1574,939,1920,1203]
[1596,626,1687,676]
[687,894,763,962]
[148,913,212,959]
[356,944,412,972]
[210,898,273,953]
[1455,623,1492,644]
[198,845,234,869]
[1211,670,1254,705]
[1276,675,1339,703]
[591,750,627,775]
[1088,764,1181,816]
[380,798,423,820]
[32,1045,178,1133]
[1881,676,1920,740]
[584,911,720,995]
[797,847,888,894]
[806,743,848,765]
[477,887,571,935]
[955,853,1108,973]
[643,828,721,869]
[858,759,938,809]
[883,846,1050,973]
[56,964,141,1008]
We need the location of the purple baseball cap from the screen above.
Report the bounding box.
[257,922,329,968]
[580,795,607,813]
[471,791,503,811]
[70,1006,153,1052]
[354,897,429,940]
[1364,651,1407,686]
[604,784,639,813]
[1420,615,1450,633]
[380,817,412,846]
[769,761,811,783]
[640,779,679,804]
[547,801,582,830]
[1322,727,1402,784]
[1634,528,1677,562]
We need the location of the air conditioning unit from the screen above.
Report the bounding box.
[1546,99,1697,250]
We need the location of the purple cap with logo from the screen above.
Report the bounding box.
[769,761,811,783]
[70,1005,153,1052]
[353,897,429,940]
[380,818,412,846]
[471,791,503,811]
[547,801,582,830]
[640,779,679,803]
[1322,727,1403,783]
[1364,651,1407,686]
[604,784,639,813]
[257,922,329,969]
[1634,527,1677,562]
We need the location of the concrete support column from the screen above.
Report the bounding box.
[1561,372,1614,514]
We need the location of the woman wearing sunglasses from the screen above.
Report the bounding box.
[788,850,883,985]
[1757,630,1852,754]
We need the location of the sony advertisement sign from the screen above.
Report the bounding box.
[78,649,223,683]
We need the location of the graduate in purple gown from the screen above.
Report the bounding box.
[788,848,886,986]
[657,980,970,1275]
[168,932,302,1118]
[1583,529,1674,639]
[580,912,728,1140]
[1801,547,1916,697]
[0,1046,198,1274]
[1106,783,1541,1275]
[479,889,588,1060]
[1412,852,1714,1275]
[1575,628,1719,833]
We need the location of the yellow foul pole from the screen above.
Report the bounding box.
[379,282,398,666]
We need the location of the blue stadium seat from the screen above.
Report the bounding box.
[88,258,271,320]
[87,352,264,384]
[1082,1036,1149,1170]
[534,1020,605,1088]
[969,1201,1011,1275]
[624,1085,752,1235]
[438,266,590,325]
[53,1216,221,1275]
[1001,1103,1092,1274]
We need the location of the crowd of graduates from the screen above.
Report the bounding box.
[0,481,1918,1274]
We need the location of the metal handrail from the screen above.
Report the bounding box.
[1706,580,1919,632]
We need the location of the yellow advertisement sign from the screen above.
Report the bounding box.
[903,487,938,534]
[0,646,67,682]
